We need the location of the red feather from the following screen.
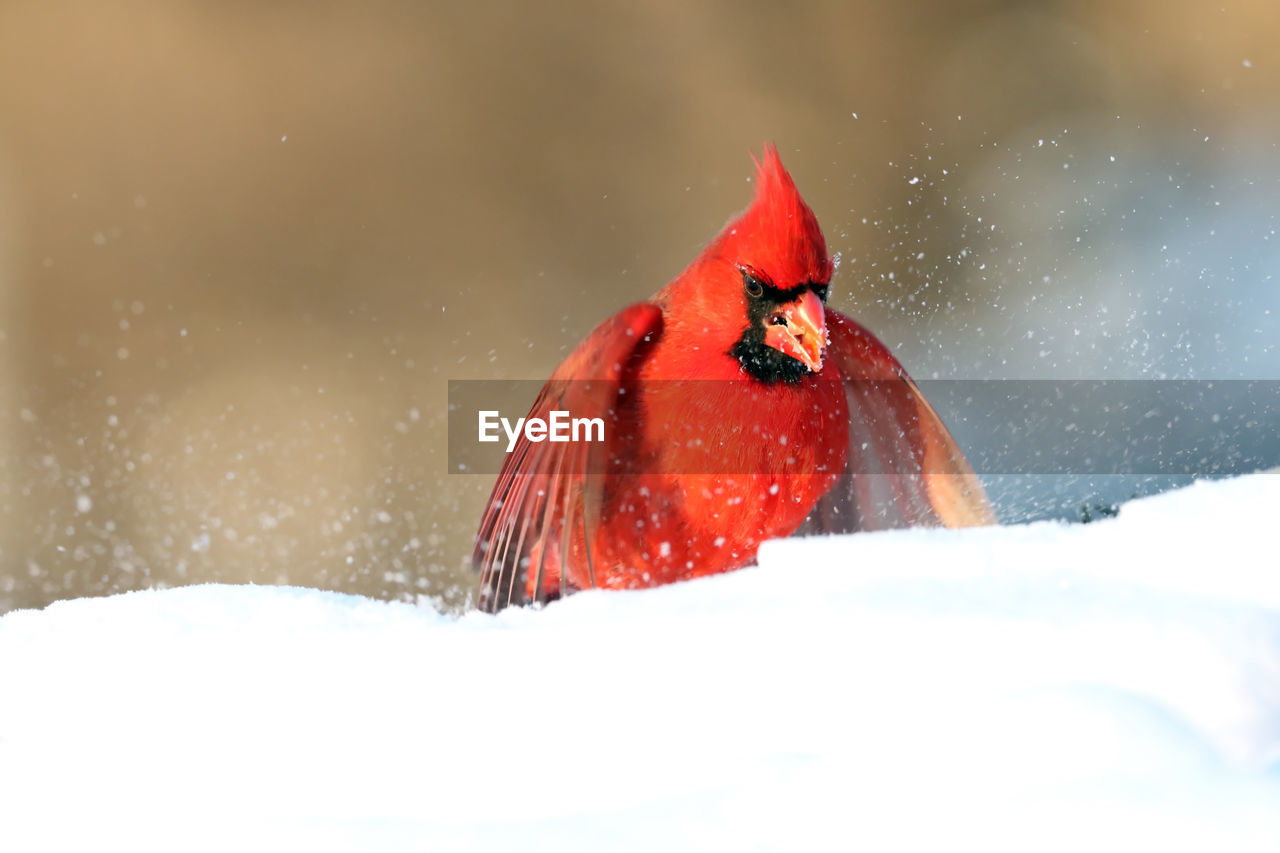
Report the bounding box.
[475,145,992,612]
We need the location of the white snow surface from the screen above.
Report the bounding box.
[3,474,1280,851]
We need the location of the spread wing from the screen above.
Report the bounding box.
[797,310,994,535]
[473,303,663,612]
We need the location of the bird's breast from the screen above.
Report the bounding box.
[636,374,848,476]
[584,374,848,586]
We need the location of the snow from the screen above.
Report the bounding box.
[3,475,1280,852]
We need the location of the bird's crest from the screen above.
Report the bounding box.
[716,144,832,287]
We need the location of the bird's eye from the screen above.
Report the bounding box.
[812,284,830,303]
[744,276,764,299]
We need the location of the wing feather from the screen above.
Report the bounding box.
[474,304,663,612]
[797,311,994,536]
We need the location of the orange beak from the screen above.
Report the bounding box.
[763,289,827,373]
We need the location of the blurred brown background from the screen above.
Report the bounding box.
[1,0,1277,614]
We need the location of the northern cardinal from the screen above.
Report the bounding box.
[475,146,992,612]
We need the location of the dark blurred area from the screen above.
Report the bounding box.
[1,0,1277,614]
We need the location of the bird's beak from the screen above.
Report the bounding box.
[763,289,827,372]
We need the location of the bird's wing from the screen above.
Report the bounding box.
[797,310,994,535]
[473,303,663,612]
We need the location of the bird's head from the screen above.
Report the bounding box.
[661,145,834,384]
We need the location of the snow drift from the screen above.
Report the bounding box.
[2,474,1279,852]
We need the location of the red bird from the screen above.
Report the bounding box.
[475,146,992,611]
